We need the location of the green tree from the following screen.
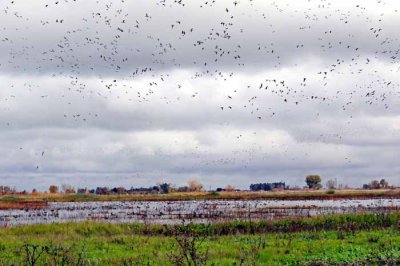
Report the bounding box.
[306,175,322,189]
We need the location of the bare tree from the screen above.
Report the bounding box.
[380,179,389,189]
[188,179,203,192]
[61,184,76,194]
[225,184,235,192]
[326,179,337,190]
[22,244,46,266]
[370,180,380,189]
[0,185,16,195]
[167,221,209,266]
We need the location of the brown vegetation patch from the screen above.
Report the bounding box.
[0,201,48,210]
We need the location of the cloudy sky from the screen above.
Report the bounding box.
[0,0,399,190]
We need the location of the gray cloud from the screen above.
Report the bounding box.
[0,0,399,190]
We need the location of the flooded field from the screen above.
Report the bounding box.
[0,198,399,227]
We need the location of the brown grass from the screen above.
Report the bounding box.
[0,188,399,210]
[0,201,47,210]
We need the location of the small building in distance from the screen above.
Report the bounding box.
[249,182,286,191]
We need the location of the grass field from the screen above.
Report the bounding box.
[0,213,399,265]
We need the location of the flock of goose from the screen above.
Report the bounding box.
[0,0,399,186]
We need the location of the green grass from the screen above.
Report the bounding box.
[0,213,399,265]
[3,212,398,237]
[0,226,399,265]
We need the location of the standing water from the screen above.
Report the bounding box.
[0,198,399,227]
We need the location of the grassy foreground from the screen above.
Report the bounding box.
[0,213,399,265]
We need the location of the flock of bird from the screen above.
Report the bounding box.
[0,0,399,178]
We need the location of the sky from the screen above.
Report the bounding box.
[0,0,399,191]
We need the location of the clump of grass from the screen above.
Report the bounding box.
[367,235,380,243]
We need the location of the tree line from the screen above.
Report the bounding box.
[0,176,396,195]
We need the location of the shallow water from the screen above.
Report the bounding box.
[0,198,399,226]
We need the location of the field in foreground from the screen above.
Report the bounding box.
[0,213,399,265]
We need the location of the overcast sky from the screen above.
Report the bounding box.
[0,0,399,191]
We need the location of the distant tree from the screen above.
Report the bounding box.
[177,186,189,192]
[77,188,89,194]
[61,184,76,194]
[116,186,126,194]
[49,185,59,194]
[188,179,203,192]
[380,179,389,189]
[158,183,170,194]
[370,180,380,189]
[95,187,110,195]
[151,186,160,193]
[0,185,15,195]
[325,179,337,190]
[250,184,260,191]
[250,182,286,191]
[31,188,38,194]
[306,175,322,189]
[225,185,235,192]
[168,185,177,193]
[111,187,126,194]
